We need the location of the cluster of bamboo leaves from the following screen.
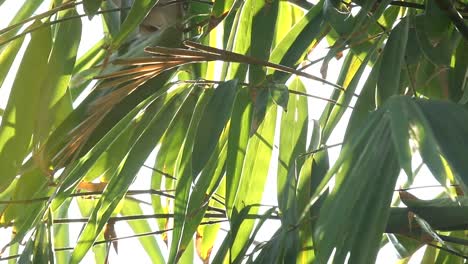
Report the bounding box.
[0,0,467,263]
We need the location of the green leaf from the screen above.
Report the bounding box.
[315,113,400,263]
[101,0,121,38]
[70,89,192,263]
[121,199,165,263]
[195,205,223,263]
[111,0,159,49]
[0,36,25,90]
[42,27,181,167]
[230,103,277,260]
[273,1,304,46]
[151,84,195,236]
[35,7,82,143]
[7,239,19,264]
[344,57,381,141]
[451,39,467,102]
[53,200,71,264]
[226,88,253,216]
[415,99,468,191]
[179,239,195,264]
[387,234,422,259]
[321,37,382,143]
[32,220,53,264]
[248,0,279,85]
[386,99,413,179]
[249,229,283,263]
[169,88,213,263]
[269,83,289,111]
[70,38,106,99]
[50,86,170,210]
[250,87,269,136]
[2,168,48,240]
[211,0,235,18]
[210,205,252,263]
[414,15,452,67]
[0,0,43,41]
[83,0,103,18]
[421,0,451,41]
[178,131,229,262]
[376,17,409,104]
[225,0,256,80]
[192,79,239,175]
[269,0,325,82]
[0,20,52,192]
[17,234,34,264]
[277,78,307,214]
[232,208,276,264]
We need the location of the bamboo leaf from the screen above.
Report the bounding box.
[269,83,289,111]
[269,1,325,82]
[101,0,121,38]
[344,57,381,141]
[0,20,52,192]
[277,78,307,215]
[53,200,71,264]
[32,220,53,264]
[35,7,82,143]
[230,103,277,260]
[376,17,409,104]
[0,37,25,90]
[192,79,239,175]
[151,83,195,238]
[225,0,255,80]
[248,0,279,85]
[415,99,468,191]
[0,0,43,42]
[17,234,34,264]
[451,38,467,102]
[315,113,400,263]
[273,1,304,47]
[111,0,159,49]
[178,132,229,262]
[50,86,169,210]
[169,88,213,263]
[179,239,195,264]
[83,0,103,18]
[121,199,165,263]
[321,37,381,142]
[226,88,253,216]
[70,88,192,263]
[232,208,277,264]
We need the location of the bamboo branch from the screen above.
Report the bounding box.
[0,189,174,205]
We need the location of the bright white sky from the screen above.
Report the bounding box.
[0,1,440,263]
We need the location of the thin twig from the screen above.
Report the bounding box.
[0,1,81,37]
[298,142,344,158]
[289,89,354,109]
[176,79,352,108]
[0,7,130,47]
[142,164,177,179]
[183,41,360,98]
[395,184,459,191]
[0,219,232,261]
[427,243,468,259]
[0,189,175,205]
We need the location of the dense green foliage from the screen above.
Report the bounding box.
[0,0,467,263]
